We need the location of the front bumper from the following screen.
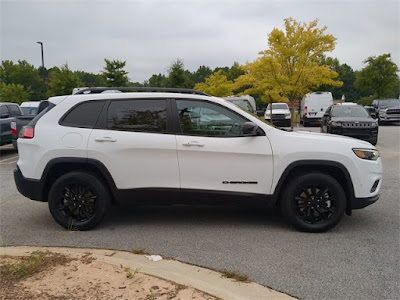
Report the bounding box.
[14,166,45,201]
[352,195,379,209]
[331,127,378,142]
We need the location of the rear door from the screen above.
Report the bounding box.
[173,99,273,195]
[87,99,180,190]
[0,105,13,144]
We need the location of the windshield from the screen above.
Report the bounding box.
[332,105,370,118]
[266,103,288,110]
[230,99,253,112]
[379,99,400,108]
[21,107,38,115]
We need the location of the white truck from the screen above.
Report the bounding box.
[301,92,333,127]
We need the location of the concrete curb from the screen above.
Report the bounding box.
[0,246,296,300]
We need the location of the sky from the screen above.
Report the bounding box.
[1,0,399,83]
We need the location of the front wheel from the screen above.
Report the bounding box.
[281,173,346,232]
[48,172,110,230]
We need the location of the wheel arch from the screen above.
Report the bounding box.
[41,158,117,203]
[274,160,355,215]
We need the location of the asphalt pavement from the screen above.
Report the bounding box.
[0,124,399,300]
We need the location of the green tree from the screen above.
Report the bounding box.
[189,65,213,85]
[318,57,361,102]
[354,54,399,98]
[235,18,342,128]
[102,59,129,87]
[145,73,167,87]
[194,70,234,97]
[75,70,106,87]
[166,59,191,88]
[0,82,30,104]
[0,60,43,100]
[47,64,84,97]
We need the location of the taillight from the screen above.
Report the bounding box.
[11,121,17,135]
[304,106,308,116]
[19,126,34,139]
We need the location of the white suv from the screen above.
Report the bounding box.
[14,87,382,232]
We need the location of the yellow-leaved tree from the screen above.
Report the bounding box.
[194,70,234,97]
[235,18,343,128]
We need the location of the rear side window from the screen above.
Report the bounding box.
[60,101,105,128]
[7,105,22,117]
[107,99,167,133]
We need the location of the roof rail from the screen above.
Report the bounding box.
[73,87,209,96]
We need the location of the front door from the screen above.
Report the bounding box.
[174,99,273,195]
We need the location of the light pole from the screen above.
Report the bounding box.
[37,41,46,96]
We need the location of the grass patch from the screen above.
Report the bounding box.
[132,248,146,255]
[125,267,140,279]
[0,250,71,280]
[221,269,249,282]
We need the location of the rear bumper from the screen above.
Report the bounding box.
[14,166,44,201]
[352,195,379,209]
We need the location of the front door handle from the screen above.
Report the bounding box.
[182,141,205,147]
[95,137,117,142]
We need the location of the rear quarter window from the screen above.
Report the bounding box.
[60,101,105,128]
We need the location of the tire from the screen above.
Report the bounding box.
[281,173,346,232]
[48,172,110,231]
[303,118,308,127]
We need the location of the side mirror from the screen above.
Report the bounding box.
[243,122,260,136]
[0,113,10,119]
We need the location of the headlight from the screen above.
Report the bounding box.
[265,111,270,115]
[285,112,291,117]
[379,110,386,116]
[353,149,380,160]
[371,122,378,128]
[330,121,342,127]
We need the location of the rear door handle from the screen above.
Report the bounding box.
[182,141,205,147]
[95,137,117,142]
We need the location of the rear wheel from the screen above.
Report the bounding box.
[281,173,346,232]
[48,172,110,230]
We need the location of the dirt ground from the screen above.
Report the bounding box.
[0,251,219,300]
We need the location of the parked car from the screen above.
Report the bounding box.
[371,98,400,124]
[222,95,256,113]
[301,92,333,127]
[364,106,377,119]
[264,103,291,127]
[20,101,41,115]
[11,100,49,149]
[14,87,382,232]
[320,104,378,145]
[0,102,22,146]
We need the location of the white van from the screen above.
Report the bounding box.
[301,92,333,127]
[20,101,41,115]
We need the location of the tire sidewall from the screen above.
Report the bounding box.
[48,172,110,231]
[282,173,346,232]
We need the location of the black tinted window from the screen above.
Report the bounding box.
[0,105,9,115]
[61,101,105,128]
[7,105,21,116]
[107,100,167,133]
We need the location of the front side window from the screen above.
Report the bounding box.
[0,105,9,115]
[176,100,248,137]
[107,99,167,133]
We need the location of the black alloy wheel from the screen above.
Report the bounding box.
[48,172,110,230]
[282,173,346,232]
